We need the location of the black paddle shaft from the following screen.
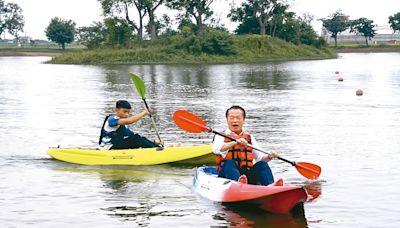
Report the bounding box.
[142,98,152,118]
[142,98,163,146]
[212,130,296,166]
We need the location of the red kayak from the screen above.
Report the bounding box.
[193,166,308,214]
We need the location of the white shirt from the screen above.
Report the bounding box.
[212,129,265,163]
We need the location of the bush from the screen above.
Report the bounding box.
[76,22,105,49]
[199,28,237,55]
[313,37,328,48]
[171,27,236,56]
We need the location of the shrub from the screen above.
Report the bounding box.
[199,28,237,55]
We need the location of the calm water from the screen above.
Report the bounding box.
[1,54,400,227]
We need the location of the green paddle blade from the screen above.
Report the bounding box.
[130,73,146,98]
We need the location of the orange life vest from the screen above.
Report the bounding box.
[215,132,254,171]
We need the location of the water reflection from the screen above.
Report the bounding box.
[51,164,197,226]
[196,167,322,227]
[214,204,308,228]
[303,181,322,202]
[240,64,293,90]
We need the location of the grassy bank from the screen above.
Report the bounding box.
[332,42,400,53]
[48,35,336,65]
[0,43,85,56]
[0,48,63,56]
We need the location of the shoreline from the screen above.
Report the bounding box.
[47,55,337,65]
[0,51,336,64]
[2,36,336,64]
[335,47,400,53]
[2,49,399,61]
[0,51,62,57]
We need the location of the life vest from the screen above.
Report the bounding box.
[99,115,128,145]
[215,132,254,171]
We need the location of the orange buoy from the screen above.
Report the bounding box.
[338,77,344,82]
[356,89,363,96]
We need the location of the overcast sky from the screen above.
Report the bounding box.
[5,0,400,40]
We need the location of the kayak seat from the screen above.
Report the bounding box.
[270,178,284,186]
[203,166,219,175]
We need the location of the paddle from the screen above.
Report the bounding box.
[172,109,321,180]
[130,73,163,147]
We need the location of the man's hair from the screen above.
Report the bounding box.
[225,105,246,119]
[116,100,131,109]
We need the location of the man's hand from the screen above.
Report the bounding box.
[263,150,279,161]
[269,150,279,158]
[154,139,164,146]
[236,138,248,146]
[143,105,151,116]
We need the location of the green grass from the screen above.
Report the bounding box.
[330,41,400,49]
[41,36,336,64]
[0,43,86,54]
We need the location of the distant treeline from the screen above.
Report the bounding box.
[3,0,400,52]
[67,0,329,52]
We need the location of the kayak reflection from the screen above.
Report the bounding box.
[52,164,196,226]
[214,204,308,228]
[303,180,322,202]
[52,166,163,183]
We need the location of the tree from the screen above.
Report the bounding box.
[77,18,133,49]
[158,14,175,36]
[45,17,76,50]
[298,17,320,46]
[229,0,282,36]
[268,3,290,37]
[144,0,164,41]
[228,2,260,34]
[0,0,24,39]
[229,2,323,47]
[350,18,376,47]
[145,13,175,38]
[103,17,132,47]
[388,12,400,34]
[251,0,279,35]
[99,0,147,42]
[77,22,105,49]
[273,16,298,43]
[166,0,214,33]
[275,15,318,45]
[321,10,350,48]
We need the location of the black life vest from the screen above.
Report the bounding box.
[98,115,128,145]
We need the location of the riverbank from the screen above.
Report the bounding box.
[0,51,62,57]
[337,47,400,53]
[47,36,336,65]
[333,43,400,53]
[0,48,63,57]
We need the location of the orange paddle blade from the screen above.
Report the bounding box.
[173,110,211,133]
[295,162,321,180]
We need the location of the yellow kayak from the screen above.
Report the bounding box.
[47,144,214,166]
